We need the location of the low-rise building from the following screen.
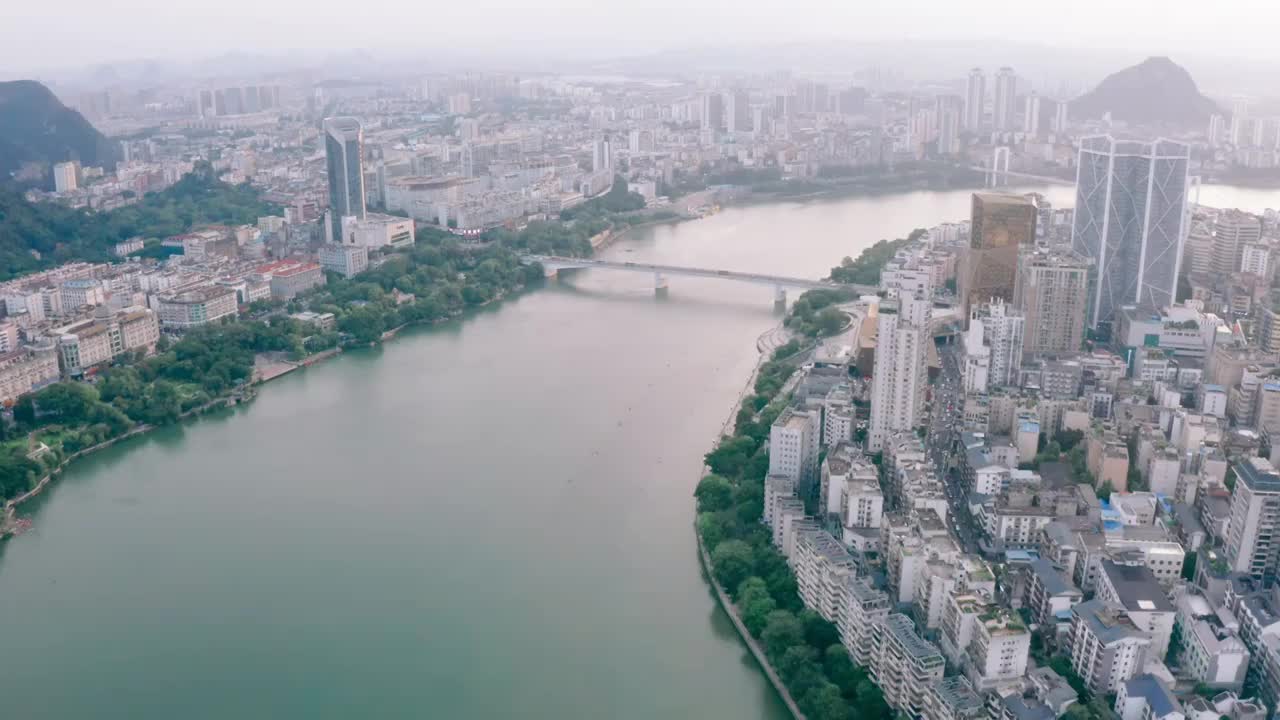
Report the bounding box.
[318,243,370,279]
[156,286,239,329]
[1115,674,1184,720]
[0,347,60,405]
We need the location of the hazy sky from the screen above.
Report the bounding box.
[5,0,1279,72]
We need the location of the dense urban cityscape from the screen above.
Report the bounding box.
[2,14,1280,720]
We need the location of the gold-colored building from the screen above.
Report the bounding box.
[959,193,1037,321]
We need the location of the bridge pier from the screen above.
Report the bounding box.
[773,285,786,308]
[654,272,669,296]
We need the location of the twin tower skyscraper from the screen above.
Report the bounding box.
[1070,135,1193,332]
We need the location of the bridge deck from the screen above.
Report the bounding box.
[522,255,878,295]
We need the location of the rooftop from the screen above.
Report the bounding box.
[1123,674,1181,719]
[1101,561,1174,613]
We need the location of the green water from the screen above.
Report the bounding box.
[0,185,1266,718]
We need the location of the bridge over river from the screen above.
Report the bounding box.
[521,254,878,303]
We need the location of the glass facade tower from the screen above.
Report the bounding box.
[1071,135,1190,330]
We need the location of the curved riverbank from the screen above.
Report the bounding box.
[697,521,807,720]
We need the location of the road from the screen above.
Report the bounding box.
[926,342,981,555]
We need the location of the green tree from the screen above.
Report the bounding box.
[816,307,846,336]
[761,610,805,656]
[695,474,734,512]
[705,436,757,477]
[710,540,755,593]
[801,682,851,720]
[800,610,841,651]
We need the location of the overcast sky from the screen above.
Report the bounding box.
[5,0,1279,72]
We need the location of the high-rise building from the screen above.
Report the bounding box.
[768,408,820,493]
[727,89,751,134]
[970,300,1024,387]
[1014,250,1090,356]
[701,93,723,132]
[1211,210,1263,277]
[1208,114,1227,146]
[959,193,1037,319]
[1023,93,1042,136]
[1181,219,1214,277]
[964,68,985,131]
[53,161,78,193]
[868,293,931,452]
[1053,101,1069,135]
[992,67,1017,132]
[1225,456,1280,583]
[323,117,366,243]
[935,95,962,155]
[1071,136,1190,330]
[592,137,613,174]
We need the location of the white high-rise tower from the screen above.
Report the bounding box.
[868,288,931,452]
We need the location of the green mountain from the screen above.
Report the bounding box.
[1070,57,1219,129]
[0,80,118,186]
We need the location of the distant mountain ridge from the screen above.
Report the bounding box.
[0,80,117,187]
[1070,56,1219,129]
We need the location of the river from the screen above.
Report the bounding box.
[0,184,1273,718]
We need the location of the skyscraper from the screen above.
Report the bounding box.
[868,290,931,452]
[324,117,366,242]
[1225,457,1280,583]
[1071,136,1190,330]
[592,136,613,173]
[935,95,962,155]
[959,193,1037,320]
[1052,101,1069,135]
[702,93,723,132]
[1210,210,1262,276]
[1023,93,1041,137]
[992,67,1017,132]
[1014,250,1090,356]
[964,68,985,131]
[727,89,751,134]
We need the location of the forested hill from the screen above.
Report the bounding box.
[0,162,277,281]
[0,80,117,185]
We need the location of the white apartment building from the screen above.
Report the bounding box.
[1025,558,1083,628]
[1096,561,1176,659]
[763,474,797,527]
[1176,592,1250,691]
[971,300,1024,387]
[318,243,370,279]
[968,609,1031,690]
[822,383,855,447]
[869,295,930,451]
[1225,456,1280,582]
[870,614,946,718]
[839,577,891,666]
[1068,599,1152,695]
[768,408,820,489]
[794,529,858,623]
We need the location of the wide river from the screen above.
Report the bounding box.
[0,184,1273,718]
